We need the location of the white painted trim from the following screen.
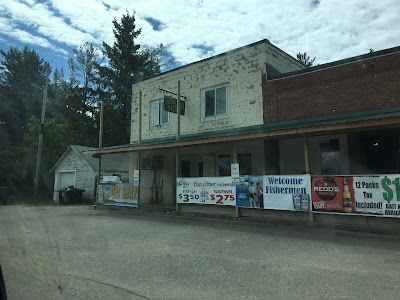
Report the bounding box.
[150,99,170,130]
[53,170,77,202]
[200,83,230,122]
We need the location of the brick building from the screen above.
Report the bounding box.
[86,42,400,229]
[262,46,400,176]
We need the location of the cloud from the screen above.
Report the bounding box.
[144,17,164,31]
[0,16,68,55]
[0,0,399,69]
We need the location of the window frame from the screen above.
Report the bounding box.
[201,83,230,122]
[150,99,170,129]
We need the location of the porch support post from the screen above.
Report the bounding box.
[175,148,180,213]
[232,142,239,218]
[137,151,141,207]
[137,91,142,207]
[304,136,314,223]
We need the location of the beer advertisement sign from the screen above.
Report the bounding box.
[176,177,236,206]
[311,176,355,212]
[312,175,400,217]
[352,176,384,215]
[236,176,264,208]
[352,175,400,217]
[263,175,311,211]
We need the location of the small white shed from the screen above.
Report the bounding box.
[50,145,129,201]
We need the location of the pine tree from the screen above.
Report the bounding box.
[296,52,316,67]
[98,11,161,145]
[0,46,47,146]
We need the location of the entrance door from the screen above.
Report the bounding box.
[59,172,75,188]
[181,160,191,177]
[54,171,75,201]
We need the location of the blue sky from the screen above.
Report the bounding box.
[1,0,399,79]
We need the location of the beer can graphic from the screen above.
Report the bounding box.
[300,194,310,211]
[292,194,301,211]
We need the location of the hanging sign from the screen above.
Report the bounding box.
[164,95,185,115]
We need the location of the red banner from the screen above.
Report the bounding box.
[311,176,356,213]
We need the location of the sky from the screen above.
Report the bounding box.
[0,0,399,78]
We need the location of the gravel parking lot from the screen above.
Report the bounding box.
[1,205,400,300]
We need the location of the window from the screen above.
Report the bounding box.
[151,100,169,127]
[238,153,252,175]
[218,153,252,176]
[201,84,229,121]
[320,139,341,175]
[218,155,231,176]
[181,160,191,177]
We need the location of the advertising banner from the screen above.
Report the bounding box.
[352,176,384,215]
[263,175,311,211]
[311,176,354,212]
[97,183,138,206]
[236,176,264,208]
[176,177,236,206]
[312,175,400,217]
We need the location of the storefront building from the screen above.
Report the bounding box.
[87,43,400,229]
[263,45,400,176]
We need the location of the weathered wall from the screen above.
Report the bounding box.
[54,149,95,199]
[131,42,273,143]
[130,150,176,204]
[54,151,129,201]
[263,50,400,123]
[265,43,304,73]
[279,137,306,175]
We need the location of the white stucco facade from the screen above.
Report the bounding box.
[130,40,303,143]
[128,40,304,204]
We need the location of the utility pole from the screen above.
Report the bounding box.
[175,80,181,212]
[33,63,50,197]
[177,80,181,141]
[137,91,142,206]
[97,101,104,189]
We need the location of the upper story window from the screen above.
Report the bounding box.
[201,84,229,121]
[151,99,169,128]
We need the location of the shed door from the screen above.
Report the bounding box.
[54,171,76,202]
[59,172,75,189]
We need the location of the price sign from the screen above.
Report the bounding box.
[381,176,400,202]
[178,193,201,202]
[176,177,236,206]
[312,175,400,217]
[210,193,235,204]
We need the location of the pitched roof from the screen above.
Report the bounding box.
[50,145,130,173]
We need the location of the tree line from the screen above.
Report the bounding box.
[0,12,163,197]
[0,10,315,198]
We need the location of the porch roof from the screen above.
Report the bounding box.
[84,107,400,155]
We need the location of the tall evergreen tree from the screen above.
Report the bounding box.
[0,46,47,146]
[98,11,161,145]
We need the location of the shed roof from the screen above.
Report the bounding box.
[50,145,130,173]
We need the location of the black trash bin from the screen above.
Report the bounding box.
[58,186,85,204]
